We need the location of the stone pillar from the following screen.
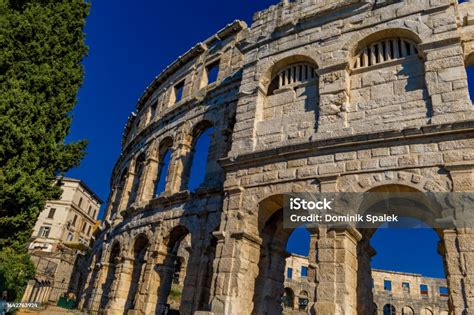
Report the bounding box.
[166,136,193,193]
[136,155,159,203]
[210,231,262,315]
[118,169,135,213]
[314,225,361,315]
[139,251,163,315]
[422,41,472,122]
[441,229,474,314]
[357,236,376,315]
[89,263,108,312]
[316,64,350,134]
[106,258,134,315]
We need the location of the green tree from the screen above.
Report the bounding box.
[0,0,89,300]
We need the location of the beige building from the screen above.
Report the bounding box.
[79,0,474,314]
[23,178,102,305]
[283,255,449,315]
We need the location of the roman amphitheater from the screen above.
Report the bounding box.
[80,0,474,314]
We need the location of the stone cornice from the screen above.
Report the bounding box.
[219,119,474,169]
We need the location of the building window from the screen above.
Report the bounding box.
[298,291,309,311]
[93,209,97,219]
[268,63,316,95]
[47,208,56,219]
[384,280,392,291]
[467,64,474,103]
[353,38,419,69]
[204,60,219,86]
[38,226,51,238]
[439,286,448,297]
[187,127,214,191]
[383,304,396,315]
[171,80,185,104]
[87,225,92,236]
[81,222,87,233]
[402,282,410,292]
[72,214,77,226]
[66,233,73,242]
[155,148,172,196]
[287,267,293,279]
[78,197,83,208]
[420,284,429,296]
[88,205,92,215]
[301,266,308,278]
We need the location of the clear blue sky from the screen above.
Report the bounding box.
[66,0,473,280]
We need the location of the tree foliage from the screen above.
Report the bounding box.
[0,0,89,300]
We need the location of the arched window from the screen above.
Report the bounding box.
[188,127,214,191]
[282,288,294,309]
[353,38,419,69]
[298,291,309,310]
[383,304,396,315]
[466,63,474,103]
[402,306,414,315]
[155,148,172,196]
[128,153,146,206]
[268,63,317,95]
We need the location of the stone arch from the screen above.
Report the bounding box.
[100,241,121,310]
[402,305,415,315]
[156,224,192,314]
[258,54,319,94]
[283,287,295,309]
[254,54,321,147]
[128,152,147,207]
[250,193,316,315]
[420,307,434,315]
[179,119,215,191]
[383,303,396,315]
[349,28,423,61]
[343,25,428,61]
[152,135,174,196]
[124,233,150,312]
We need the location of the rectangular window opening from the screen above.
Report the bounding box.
[173,81,185,104]
[206,61,220,85]
[287,267,293,279]
[301,266,308,278]
[47,208,56,219]
[384,280,392,291]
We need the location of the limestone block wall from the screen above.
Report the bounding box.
[79,1,474,315]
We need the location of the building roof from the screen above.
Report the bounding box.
[60,177,104,204]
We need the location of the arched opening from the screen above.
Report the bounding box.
[110,168,127,219]
[125,235,149,312]
[255,56,320,147]
[282,287,295,309]
[197,233,218,311]
[252,194,314,315]
[157,226,191,314]
[83,249,102,311]
[128,153,146,206]
[357,184,449,315]
[187,125,214,192]
[420,308,434,315]
[383,303,396,315]
[466,63,474,103]
[155,138,173,196]
[350,30,431,124]
[99,242,120,310]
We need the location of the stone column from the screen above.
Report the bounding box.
[166,136,193,194]
[210,231,262,315]
[422,41,472,122]
[139,250,164,315]
[314,225,361,315]
[106,258,134,315]
[357,236,376,315]
[136,155,159,203]
[316,64,350,134]
[89,263,108,312]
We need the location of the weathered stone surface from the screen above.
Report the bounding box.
[79,1,474,315]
